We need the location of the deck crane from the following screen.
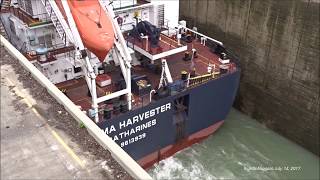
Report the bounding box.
[41,0,132,122]
[158,59,173,89]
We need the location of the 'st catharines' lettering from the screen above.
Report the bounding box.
[103,103,171,146]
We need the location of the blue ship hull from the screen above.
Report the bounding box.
[98,69,240,168]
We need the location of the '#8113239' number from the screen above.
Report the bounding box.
[120,133,146,147]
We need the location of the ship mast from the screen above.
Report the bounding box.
[41,0,132,122]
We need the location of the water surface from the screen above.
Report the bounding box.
[149,109,319,180]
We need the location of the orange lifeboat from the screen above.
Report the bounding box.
[55,0,115,62]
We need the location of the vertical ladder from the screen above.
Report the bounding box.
[173,96,189,142]
[157,4,165,28]
[40,0,74,45]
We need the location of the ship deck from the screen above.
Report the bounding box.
[56,33,237,114]
[4,7,51,27]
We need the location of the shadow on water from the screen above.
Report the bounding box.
[148,109,319,180]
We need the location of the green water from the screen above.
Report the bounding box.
[148,109,319,180]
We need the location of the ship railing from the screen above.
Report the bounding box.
[29,12,52,27]
[187,65,237,88]
[24,46,75,63]
[1,35,152,180]
[126,32,179,55]
[181,26,223,46]
[10,7,34,25]
[9,7,52,27]
[204,37,241,69]
[179,25,241,69]
[52,42,68,50]
[178,21,241,70]
[187,73,216,87]
[223,48,241,68]
[96,93,151,113]
[162,19,240,70]
[159,19,188,47]
[161,19,170,35]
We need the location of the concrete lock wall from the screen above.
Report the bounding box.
[179,0,319,155]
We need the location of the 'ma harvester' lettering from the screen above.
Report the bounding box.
[119,103,171,129]
[104,103,171,146]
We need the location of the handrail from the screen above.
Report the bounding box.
[188,73,215,87]
[182,26,223,46]
[0,35,152,180]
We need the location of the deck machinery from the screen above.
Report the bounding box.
[1,0,240,168]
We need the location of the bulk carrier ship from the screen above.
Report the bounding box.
[0,0,240,168]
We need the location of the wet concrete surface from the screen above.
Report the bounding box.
[0,47,132,179]
[180,0,319,156]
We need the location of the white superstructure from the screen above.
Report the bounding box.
[0,0,181,122]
